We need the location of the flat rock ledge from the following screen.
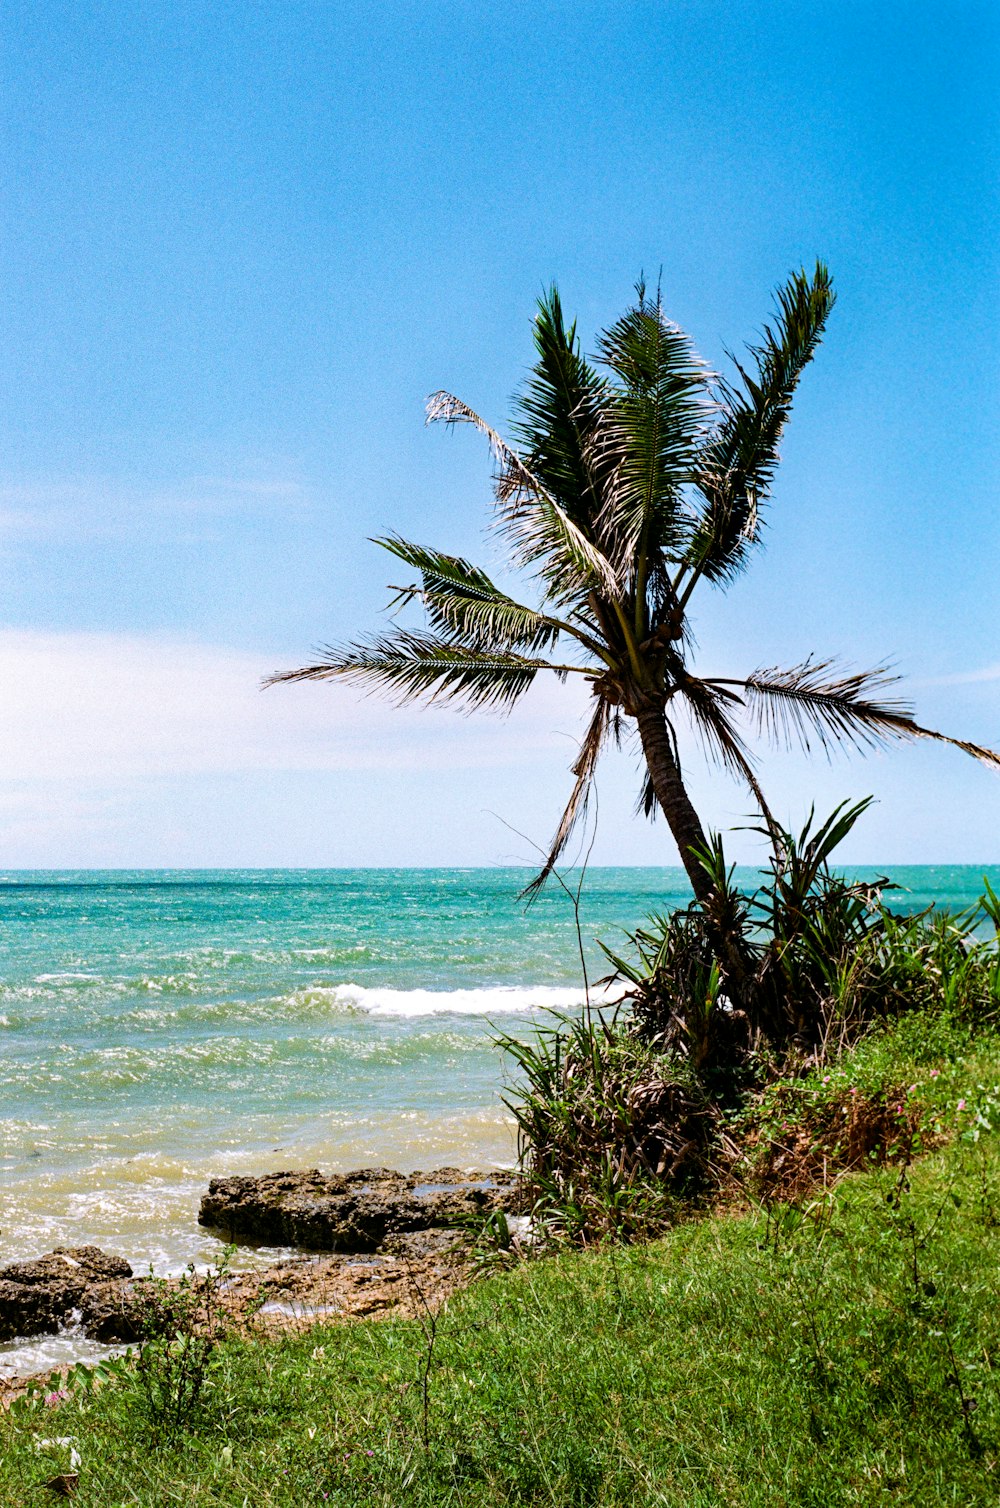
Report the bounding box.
[0,1169,520,1367]
[198,1165,519,1252]
[0,1246,134,1345]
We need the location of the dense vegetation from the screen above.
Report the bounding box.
[499,803,1000,1247]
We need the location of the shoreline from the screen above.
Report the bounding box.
[0,1241,475,1400]
[0,1163,517,1383]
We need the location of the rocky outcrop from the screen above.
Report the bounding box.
[78,1281,146,1343]
[0,1168,519,1363]
[0,1247,132,1343]
[198,1166,518,1252]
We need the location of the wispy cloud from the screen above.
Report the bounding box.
[0,630,996,868]
[916,666,1000,687]
[0,471,313,542]
[0,627,590,783]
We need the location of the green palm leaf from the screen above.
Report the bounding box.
[684,262,835,587]
[376,535,561,652]
[265,629,574,711]
[594,285,710,582]
[509,287,610,528]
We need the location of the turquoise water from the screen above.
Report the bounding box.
[2,865,996,1299]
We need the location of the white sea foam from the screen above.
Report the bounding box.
[0,1326,127,1381]
[314,982,620,1018]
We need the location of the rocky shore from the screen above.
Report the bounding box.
[0,1247,135,1346]
[0,1166,519,1367]
[198,1165,517,1250]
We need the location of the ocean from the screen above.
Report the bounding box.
[2,864,997,1373]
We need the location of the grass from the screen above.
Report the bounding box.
[4,1008,1000,1506]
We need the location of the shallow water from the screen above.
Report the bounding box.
[1,864,996,1372]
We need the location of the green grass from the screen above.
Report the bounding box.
[5,1011,1000,1507]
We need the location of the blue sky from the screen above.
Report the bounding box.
[1,0,998,866]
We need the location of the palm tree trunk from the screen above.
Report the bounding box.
[635,701,755,1006]
[634,702,713,903]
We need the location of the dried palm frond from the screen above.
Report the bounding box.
[737,658,1000,768]
[521,696,612,901]
[426,389,621,601]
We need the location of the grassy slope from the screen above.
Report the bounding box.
[5,1013,1000,1507]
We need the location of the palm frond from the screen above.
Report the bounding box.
[675,673,778,831]
[376,535,561,652]
[685,262,835,586]
[508,287,610,527]
[426,389,549,504]
[499,483,625,608]
[736,658,1000,769]
[637,769,658,820]
[426,389,622,604]
[264,629,569,712]
[521,696,611,900]
[593,285,710,576]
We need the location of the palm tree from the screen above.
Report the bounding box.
[269,264,999,908]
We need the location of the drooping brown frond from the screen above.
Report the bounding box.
[736,659,1000,769]
[521,696,612,901]
[674,673,778,833]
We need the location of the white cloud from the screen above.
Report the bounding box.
[0,473,312,543]
[0,629,996,868]
[0,627,591,783]
[925,665,1000,686]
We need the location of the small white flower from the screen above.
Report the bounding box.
[36,1439,82,1470]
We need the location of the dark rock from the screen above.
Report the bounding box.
[0,1247,133,1343]
[2,1246,131,1291]
[79,1281,145,1343]
[0,1279,70,1343]
[198,1166,518,1252]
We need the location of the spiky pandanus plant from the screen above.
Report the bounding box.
[270,265,999,918]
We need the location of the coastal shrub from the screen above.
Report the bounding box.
[499,1013,943,1245]
[609,801,888,1068]
[494,804,1000,1247]
[610,800,1000,1075]
[496,1014,708,1244]
[127,1252,234,1438]
[740,1079,927,1204]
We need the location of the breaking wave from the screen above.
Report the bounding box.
[305,982,619,1018]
